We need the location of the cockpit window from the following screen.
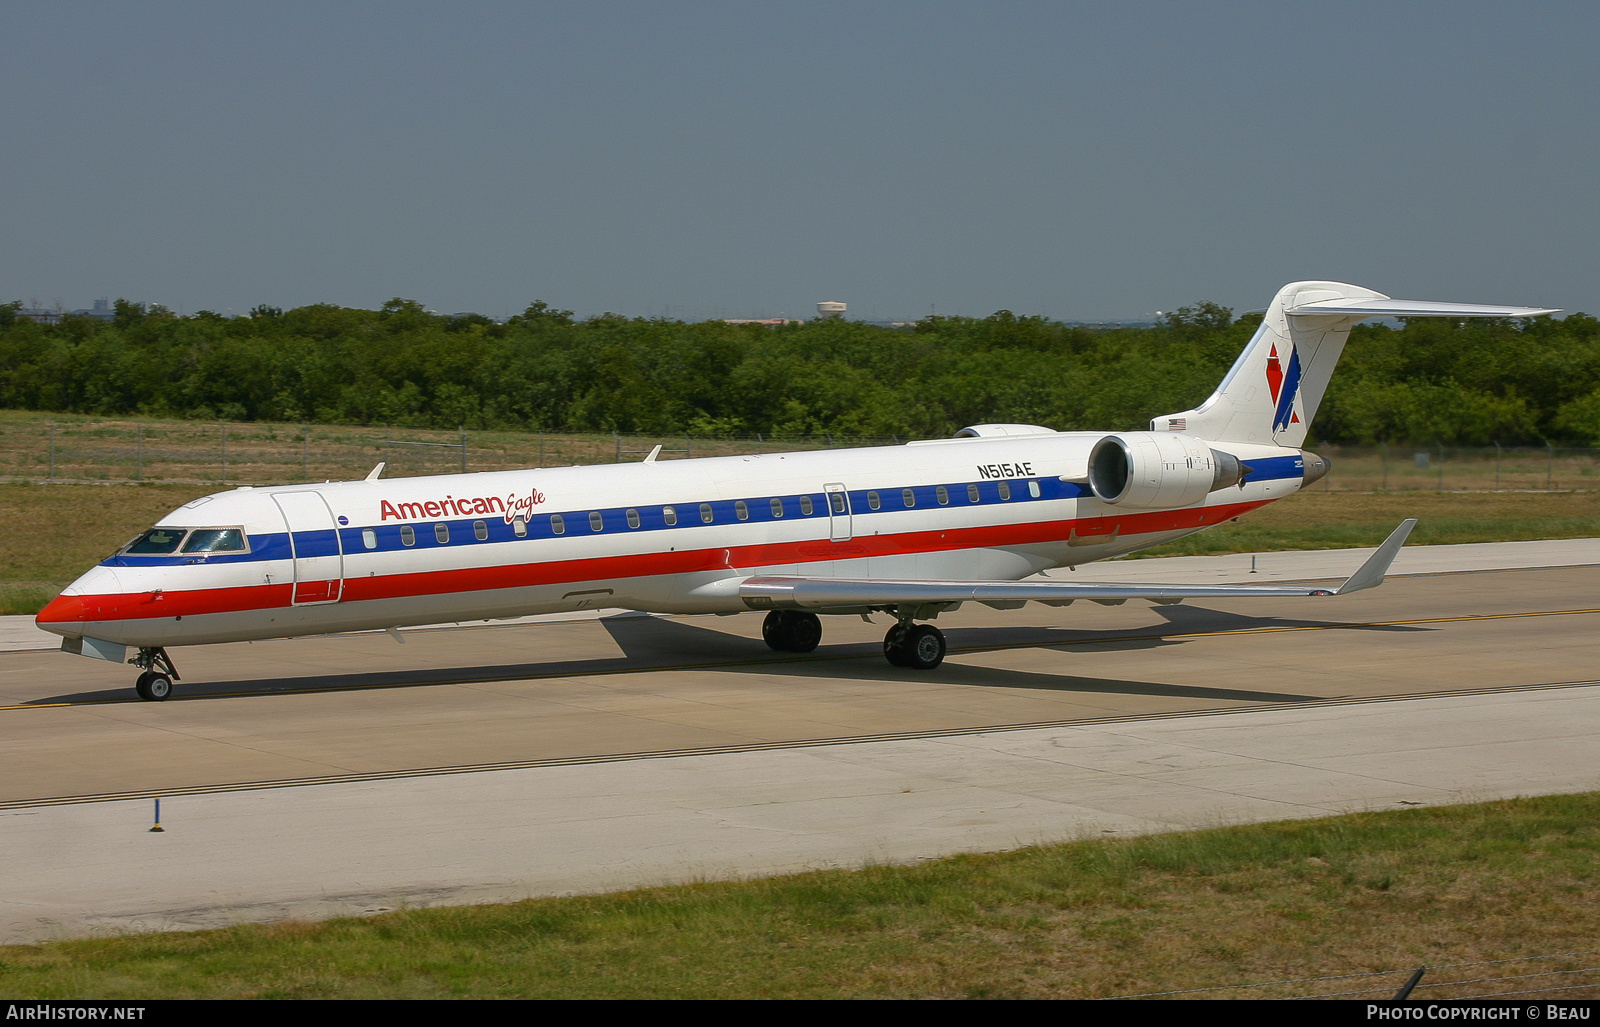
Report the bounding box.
[181,528,247,553]
[125,528,187,555]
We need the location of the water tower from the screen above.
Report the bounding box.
[816,300,847,318]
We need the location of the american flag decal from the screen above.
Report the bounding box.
[1167,418,1187,431]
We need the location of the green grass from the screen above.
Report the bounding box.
[2,794,1596,999]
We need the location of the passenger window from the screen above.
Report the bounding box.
[735,501,749,521]
[664,506,678,526]
[800,495,814,515]
[401,525,416,546]
[770,498,783,518]
[435,523,449,543]
[181,528,246,553]
[589,511,604,532]
[474,520,488,540]
[936,486,949,506]
[627,508,640,529]
[1028,480,1041,498]
[513,517,527,538]
[126,528,186,555]
[867,491,880,510]
[361,528,377,550]
[902,489,915,508]
[999,482,1012,500]
[551,514,565,535]
[700,503,714,523]
[829,492,846,514]
[967,484,980,503]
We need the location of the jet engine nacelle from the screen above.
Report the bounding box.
[1087,432,1246,508]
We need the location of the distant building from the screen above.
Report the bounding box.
[72,299,115,321]
[722,318,803,326]
[17,298,116,324]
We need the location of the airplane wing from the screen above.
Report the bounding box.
[741,519,1416,611]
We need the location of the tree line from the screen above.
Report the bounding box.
[2,297,1598,445]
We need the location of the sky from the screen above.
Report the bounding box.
[3,1,1596,322]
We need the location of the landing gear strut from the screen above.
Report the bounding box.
[882,621,946,670]
[130,647,180,702]
[762,611,823,653]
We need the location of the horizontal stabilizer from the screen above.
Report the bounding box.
[739,520,1418,610]
[1285,298,1560,319]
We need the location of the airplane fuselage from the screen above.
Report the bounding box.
[37,430,1308,649]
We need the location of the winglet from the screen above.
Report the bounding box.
[1333,519,1417,595]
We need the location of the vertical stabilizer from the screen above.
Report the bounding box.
[1153,281,1384,447]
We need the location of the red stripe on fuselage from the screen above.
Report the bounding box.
[39,500,1272,624]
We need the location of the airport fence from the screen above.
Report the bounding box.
[1,411,1597,491]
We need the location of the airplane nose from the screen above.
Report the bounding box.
[35,567,121,636]
[35,592,86,633]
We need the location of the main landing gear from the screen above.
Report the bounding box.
[762,609,948,670]
[882,622,946,670]
[762,611,822,653]
[131,647,180,702]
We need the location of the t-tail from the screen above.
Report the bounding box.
[1154,281,1560,448]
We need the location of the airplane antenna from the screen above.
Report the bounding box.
[365,462,386,481]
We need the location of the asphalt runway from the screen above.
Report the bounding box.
[4,546,1600,942]
[2,560,1597,808]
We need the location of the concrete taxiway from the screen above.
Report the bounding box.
[1,539,1597,943]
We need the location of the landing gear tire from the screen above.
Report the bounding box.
[761,611,786,651]
[882,624,912,667]
[134,671,173,702]
[762,611,823,653]
[884,623,945,670]
[788,612,821,653]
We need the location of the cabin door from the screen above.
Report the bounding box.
[824,482,853,542]
[272,491,345,605]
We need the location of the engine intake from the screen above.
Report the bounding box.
[1088,433,1247,508]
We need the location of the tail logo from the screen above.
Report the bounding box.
[1266,346,1285,403]
[1268,343,1303,433]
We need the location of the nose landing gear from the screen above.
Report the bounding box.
[130,647,180,702]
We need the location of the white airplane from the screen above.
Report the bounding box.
[36,281,1558,701]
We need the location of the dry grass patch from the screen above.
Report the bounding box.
[1139,488,1600,557]
[0,482,213,612]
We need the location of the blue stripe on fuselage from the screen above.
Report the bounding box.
[100,466,1296,568]
[1241,454,1304,484]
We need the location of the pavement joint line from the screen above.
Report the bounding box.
[2,676,1595,812]
[4,605,1599,712]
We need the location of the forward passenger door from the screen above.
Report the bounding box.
[272,491,345,605]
